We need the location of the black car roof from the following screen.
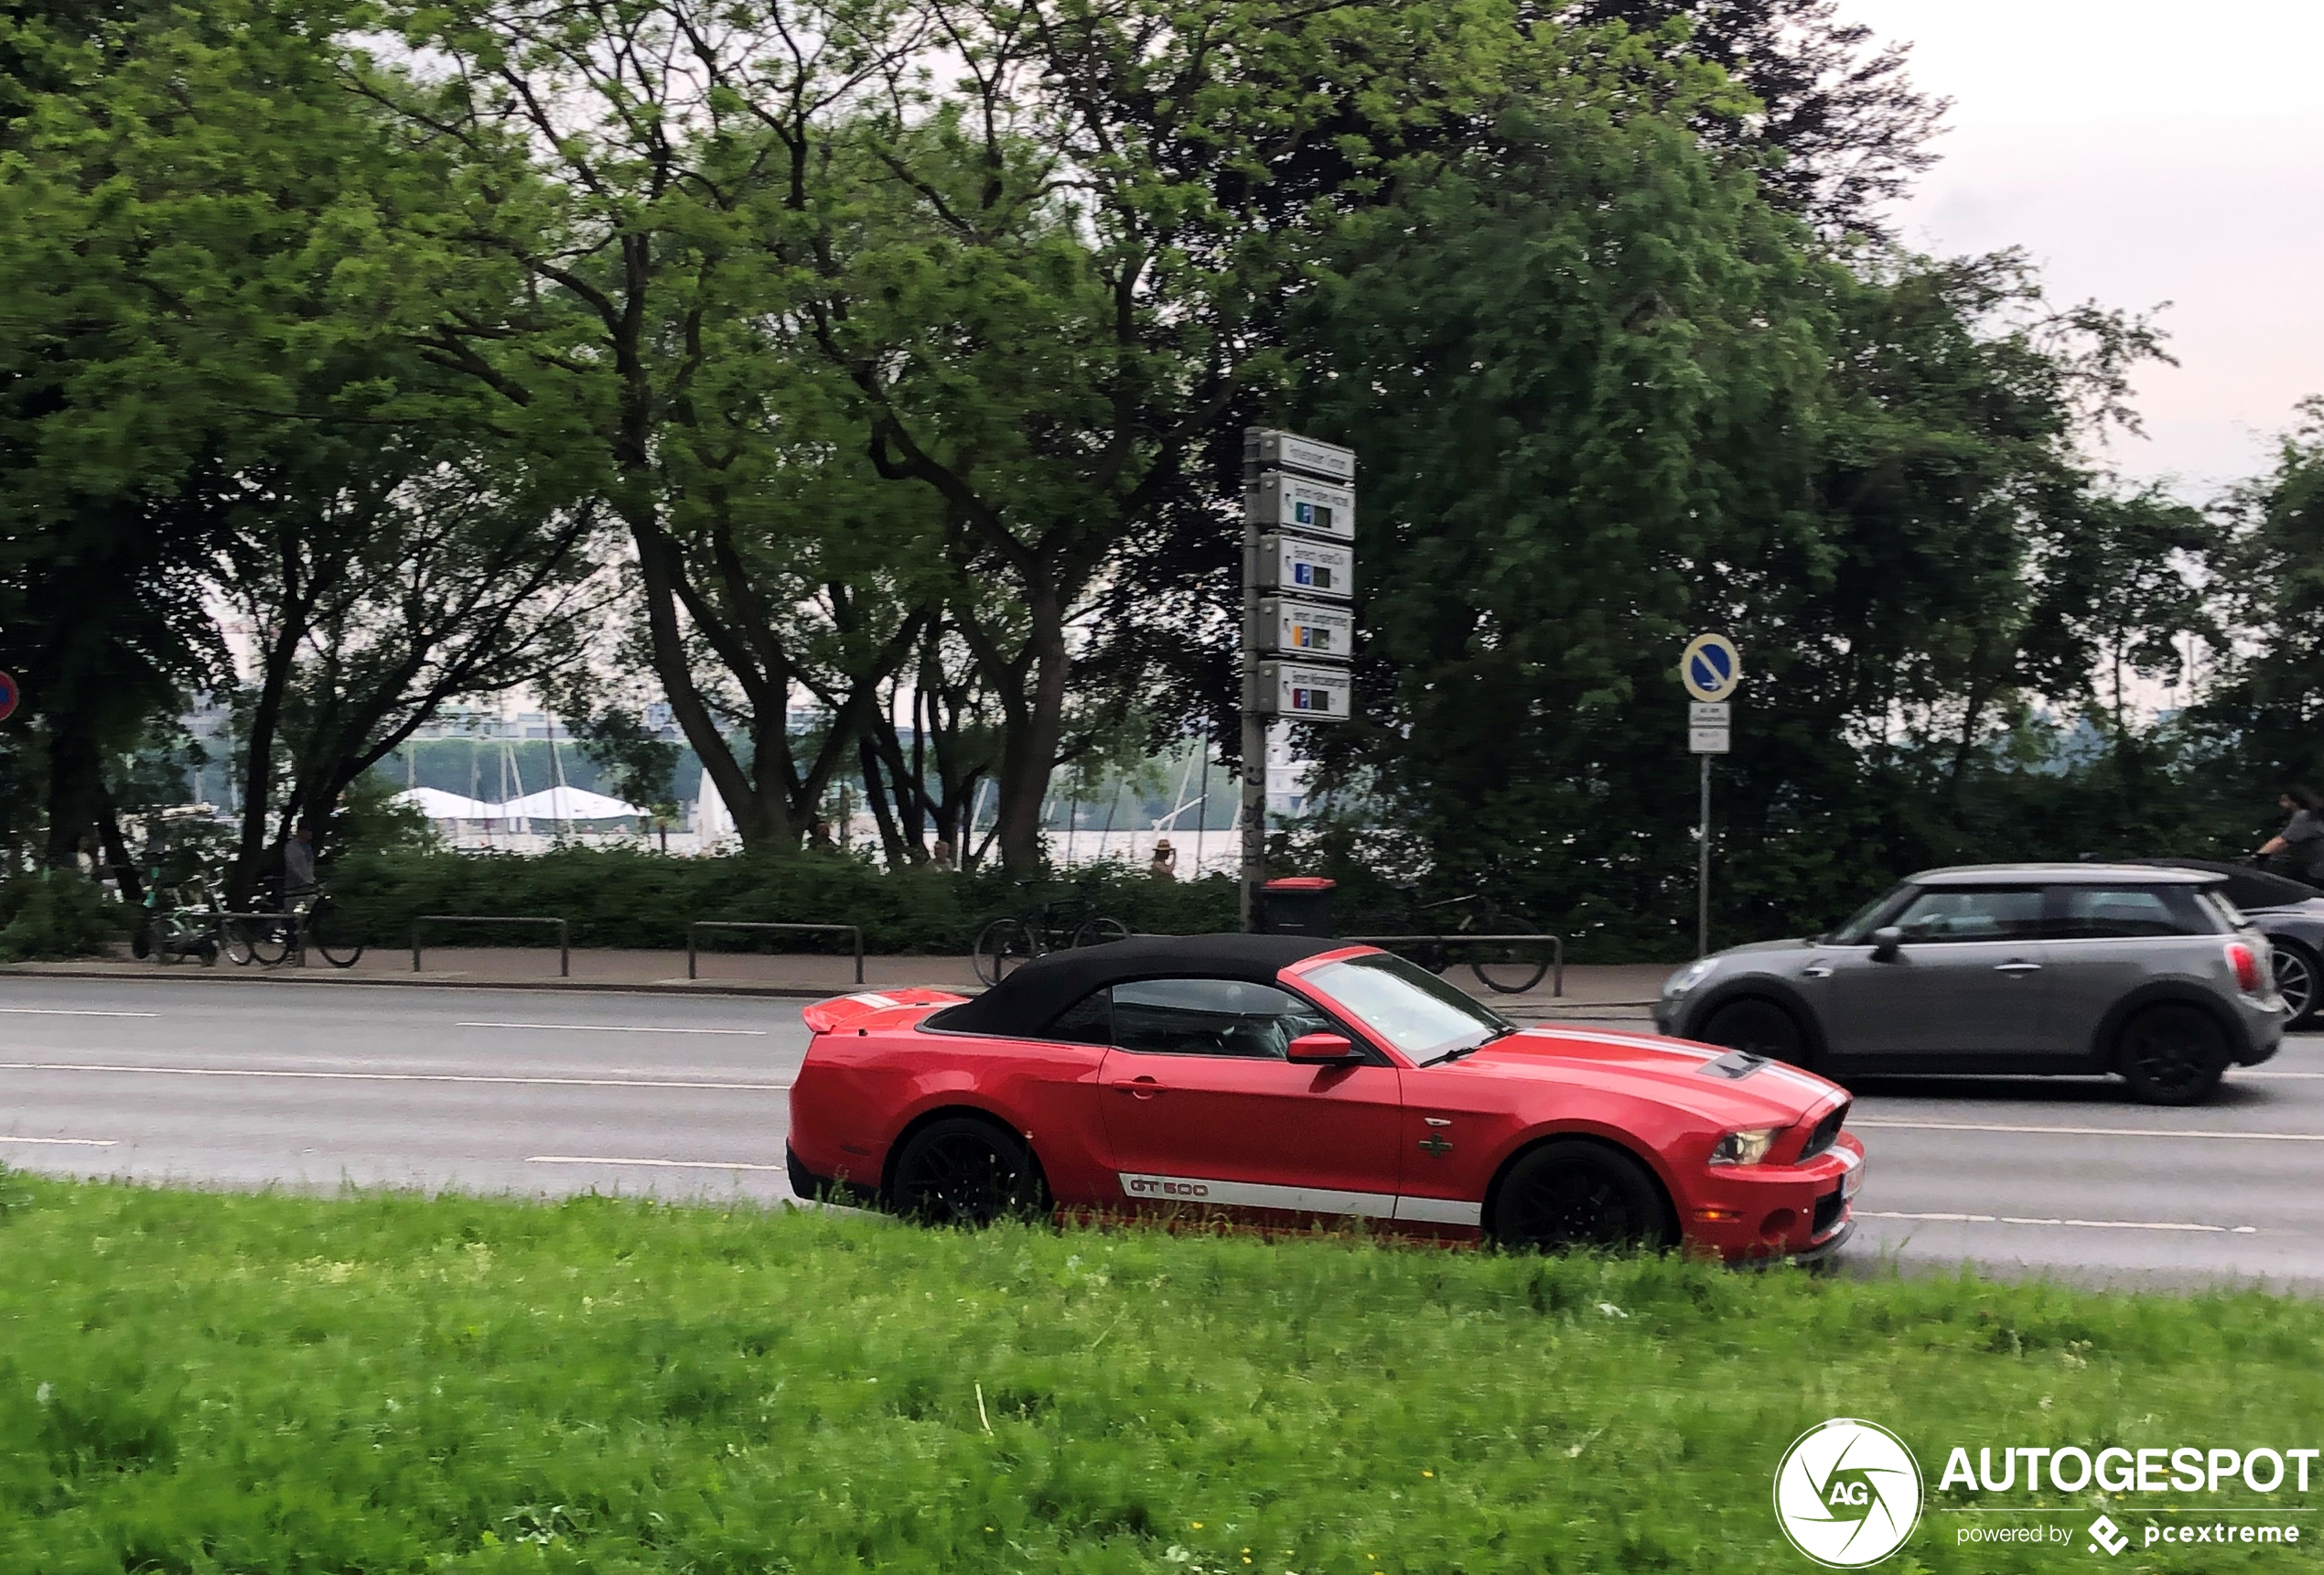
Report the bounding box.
[2130,858,2321,911]
[929,933,1350,1037]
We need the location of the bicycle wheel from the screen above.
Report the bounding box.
[220,916,256,966]
[973,918,1032,986]
[238,914,292,966]
[1072,915,1130,948]
[1466,909,1550,995]
[307,901,364,969]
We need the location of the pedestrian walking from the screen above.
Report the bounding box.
[2257,786,2324,882]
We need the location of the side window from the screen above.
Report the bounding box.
[1110,978,1330,1059]
[1044,988,1113,1045]
[2050,886,2216,940]
[1890,888,2044,942]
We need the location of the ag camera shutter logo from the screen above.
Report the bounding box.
[1773,1419,1923,1567]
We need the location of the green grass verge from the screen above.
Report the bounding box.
[2,1173,2317,1572]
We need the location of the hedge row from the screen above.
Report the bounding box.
[327,847,1240,954]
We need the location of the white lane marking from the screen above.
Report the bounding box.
[2242,1071,2324,1079]
[0,1135,117,1147]
[527,1155,786,1171]
[1853,1119,2324,1143]
[0,1062,788,1092]
[0,1008,158,1019]
[457,1020,766,1037]
[1860,1209,2258,1235]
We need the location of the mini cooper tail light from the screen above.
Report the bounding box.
[2226,941,2263,995]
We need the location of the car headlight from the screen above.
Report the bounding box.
[1666,958,1718,996]
[1708,1127,1781,1166]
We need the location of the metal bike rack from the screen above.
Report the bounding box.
[411,915,570,976]
[1339,933,1565,998]
[687,922,864,985]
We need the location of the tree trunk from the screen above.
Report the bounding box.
[992,596,1071,874]
[42,718,105,874]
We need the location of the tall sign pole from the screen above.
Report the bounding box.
[1240,429,1358,930]
[1680,633,1741,957]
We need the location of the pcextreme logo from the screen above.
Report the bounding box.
[1773,1419,1926,1568]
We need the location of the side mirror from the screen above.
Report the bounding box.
[1286,1031,1360,1064]
[1870,926,1903,963]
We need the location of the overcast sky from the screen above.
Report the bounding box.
[1845,0,2324,495]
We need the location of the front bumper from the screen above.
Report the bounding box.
[1682,1133,1864,1264]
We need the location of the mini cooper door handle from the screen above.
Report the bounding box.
[1994,961,2041,973]
[1801,965,1834,979]
[1123,1076,1160,1099]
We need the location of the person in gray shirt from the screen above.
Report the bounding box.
[2258,785,2324,880]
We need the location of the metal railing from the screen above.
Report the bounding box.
[1339,933,1565,997]
[688,922,865,984]
[411,915,570,976]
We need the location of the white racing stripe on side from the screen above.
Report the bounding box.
[1114,1171,1482,1226]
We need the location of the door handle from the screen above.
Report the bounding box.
[1802,965,1834,979]
[1994,961,2041,973]
[1121,1076,1160,1099]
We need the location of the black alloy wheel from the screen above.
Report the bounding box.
[888,1117,1049,1227]
[1701,997,1810,1068]
[2116,1003,2230,1106]
[2271,942,2318,1030]
[1490,1138,1673,1254]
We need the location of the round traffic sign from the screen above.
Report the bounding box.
[0,671,18,724]
[1680,634,1741,702]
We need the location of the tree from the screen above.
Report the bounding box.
[1557,0,1949,237]
[211,438,606,898]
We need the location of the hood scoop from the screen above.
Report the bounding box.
[1695,1049,1770,1080]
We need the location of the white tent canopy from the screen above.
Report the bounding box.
[393,787,500,820]
[498,785,648,821]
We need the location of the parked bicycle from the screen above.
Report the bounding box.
[973,896,1129,986]
[132,869,226,966]
[221,878,365,969]
[1340,886,1555,995]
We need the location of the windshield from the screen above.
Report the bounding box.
[1300,952,1512,1065]
[1827,885,1910,944]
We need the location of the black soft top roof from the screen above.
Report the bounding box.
[929,933,1351,1037]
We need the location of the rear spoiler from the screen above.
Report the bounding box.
[801,988,969,1033]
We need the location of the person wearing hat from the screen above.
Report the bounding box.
[1148,837,1178,881]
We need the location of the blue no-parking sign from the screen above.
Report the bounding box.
[1680,633,1741,702]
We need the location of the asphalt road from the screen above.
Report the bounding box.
[5,975,2322,1290]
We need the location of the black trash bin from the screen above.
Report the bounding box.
[1257,876,1337,936]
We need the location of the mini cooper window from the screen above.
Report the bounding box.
[1108,979,1330,1059]
[2049,885,2222,940]
[1889,887,2045,942]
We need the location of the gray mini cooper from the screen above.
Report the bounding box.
[1655,864,2286,1105]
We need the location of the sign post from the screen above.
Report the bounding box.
[1242,428,1357,930]
[1680,634,1742,957]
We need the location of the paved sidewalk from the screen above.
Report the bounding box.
[2,944,1673,1016]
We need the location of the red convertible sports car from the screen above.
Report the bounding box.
[787,935,1864,1261]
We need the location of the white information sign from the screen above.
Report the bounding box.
[1245,471,1356,541]
[1254,661,1354,720]
[1250,596,1354,660]
[1244,429,1357,483]
[1253,534,1353,600]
